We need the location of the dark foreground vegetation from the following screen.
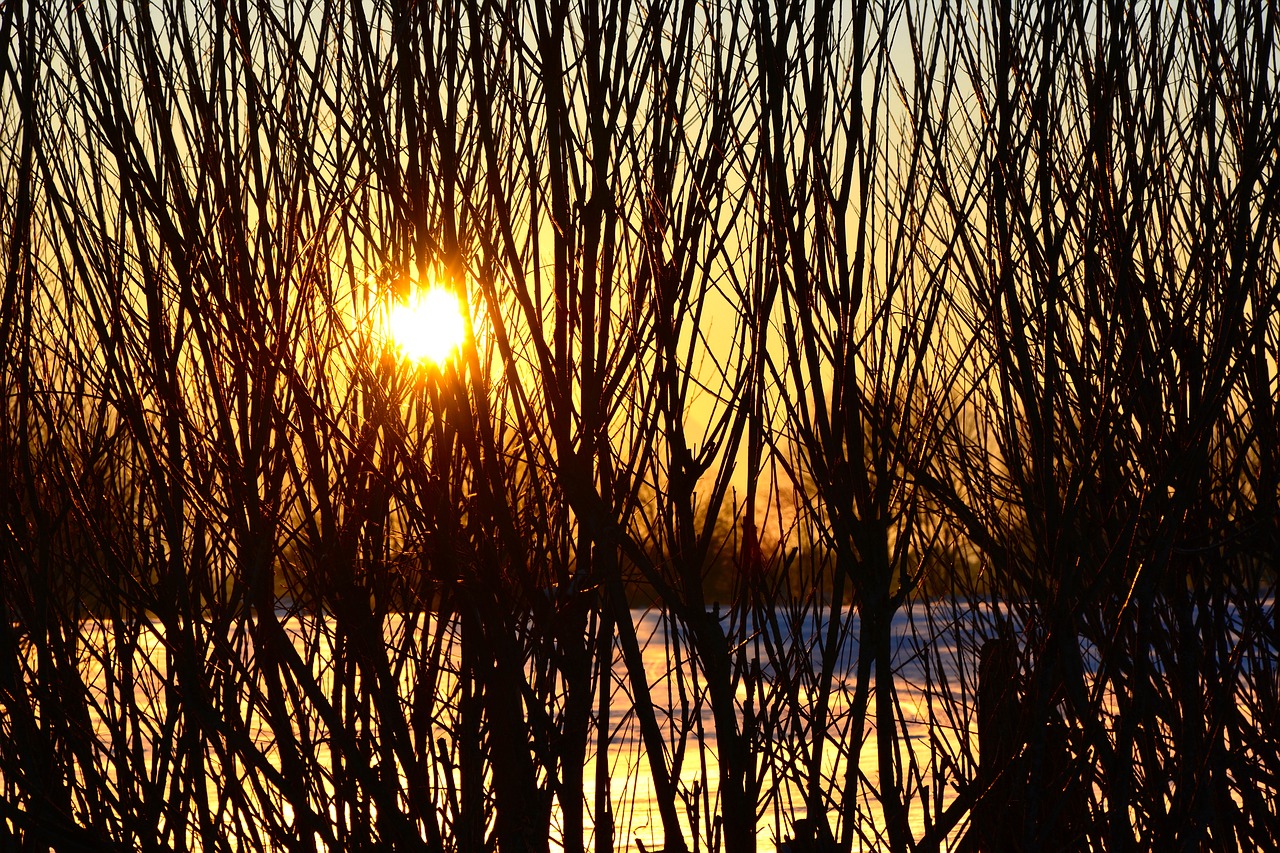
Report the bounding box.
[2,0,1278,850]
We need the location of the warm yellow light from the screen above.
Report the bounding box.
[385,286,468,365]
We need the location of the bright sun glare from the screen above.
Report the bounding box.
[385,286,468,365]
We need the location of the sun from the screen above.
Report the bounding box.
[385,286,468,365]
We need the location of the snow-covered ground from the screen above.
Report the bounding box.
[14,602,1017,851]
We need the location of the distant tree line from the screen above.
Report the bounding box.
[1,0,1277,851]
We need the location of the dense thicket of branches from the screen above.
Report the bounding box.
[1,0,1277,851]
